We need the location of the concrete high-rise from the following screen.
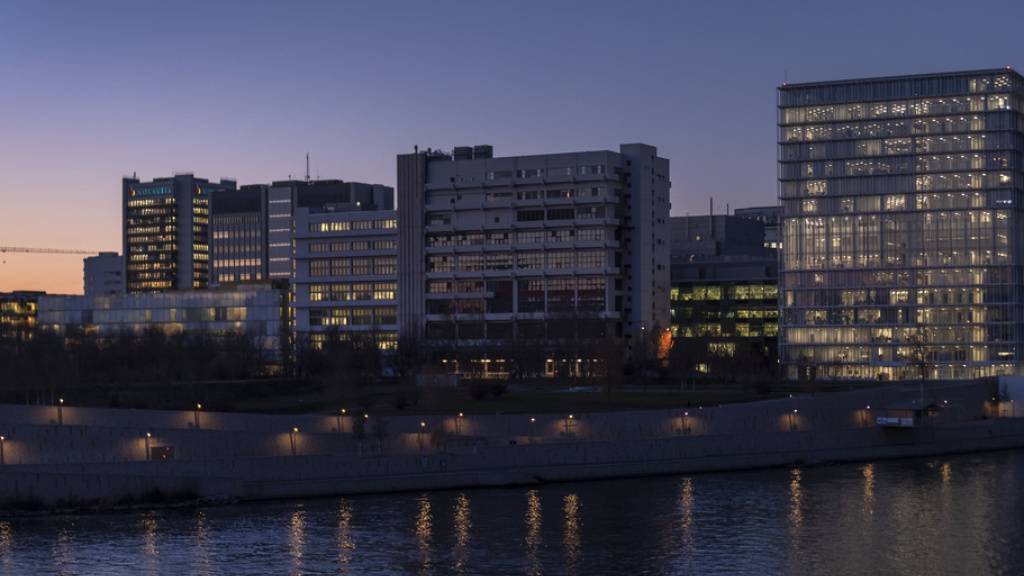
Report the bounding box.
[122,174,236,293]
[778,68,1024,381]
[397,143,670,375]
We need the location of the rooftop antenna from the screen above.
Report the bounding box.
[710,197,715,236]
[305,153,311,183]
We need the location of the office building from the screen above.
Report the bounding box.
[292,207,399,350]
[397,143,670,375]
[734,205,782,249]
[669,216,778,378]
[0,291,43,341]
[779,68,1024,381]
[122,174,236,293]
[211,185,269,284]
[37,284,286,362]
[83,252,124,297]
[267,180,394,280]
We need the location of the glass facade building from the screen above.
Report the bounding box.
[779,68,1024,381]
[122,174,236,293]
[37,284,286,362]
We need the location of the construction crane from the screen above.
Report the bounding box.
[0,246,101,256]
[0,246,104,265]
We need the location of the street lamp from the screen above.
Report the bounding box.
[144,432,152,461]
[529,417,536,443]
[564,414,575,436]
[418,421,427,451]
[0,435,5,465]
[681,411,691,435]
[57,397,64,426]
[337,408,348,434]
[290,427,299,456]
[456,412,464,435]
[789,409,799,432]
[194,403,203,429]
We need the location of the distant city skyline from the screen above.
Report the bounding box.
[3,0,1023,293]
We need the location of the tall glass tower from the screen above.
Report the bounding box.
[778,68,1024,382]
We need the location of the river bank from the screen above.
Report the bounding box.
[0,379,1022,510]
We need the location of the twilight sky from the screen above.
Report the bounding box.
[2,0,1022,294]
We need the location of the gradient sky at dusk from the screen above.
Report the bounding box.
[2,0,1023,293]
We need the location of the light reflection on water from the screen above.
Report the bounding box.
[452,493,471,574]
[0,450,1022,575]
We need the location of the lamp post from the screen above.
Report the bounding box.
[863,405,872,428]
[418,421,427,451]
[788,409,799,432]
[57,397,64,426]
[144,432,151,461]
[455,412,464,435]
[681,411,691,435]
[290,427,299,456]
[337,408,347,434]
[194,403,202,429]
[0,435,5,465]
[564,414,575,436]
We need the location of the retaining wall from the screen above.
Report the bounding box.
[1,380,1021,508]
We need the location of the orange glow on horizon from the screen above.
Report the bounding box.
[0,252,93,295]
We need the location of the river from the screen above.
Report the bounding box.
[1,449,1022,575]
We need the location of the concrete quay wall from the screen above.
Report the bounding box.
[0,381,1021,508]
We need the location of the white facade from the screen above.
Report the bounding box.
[292,207,399,350]
[397,143,671,361]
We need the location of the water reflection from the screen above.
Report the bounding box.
[0,521,10,569]
[140,512,159,576]
[289,509,306,575]
[415,495,433,573]
[453,493,472,573]
[192,510,211,575]
[789,468,803,545]
[563,493,581,575]
[862,463,875,518]
[53,521,73,574]
[525,489,542,576]
[337,499,355,568]
[679,477,695,547]
[1,451,1022,575]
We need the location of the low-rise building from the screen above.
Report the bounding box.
[83,252,124,297]
[37,284,286,363]
[0,291,43,341]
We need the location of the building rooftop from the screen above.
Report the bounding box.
[780,67,1021,89]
